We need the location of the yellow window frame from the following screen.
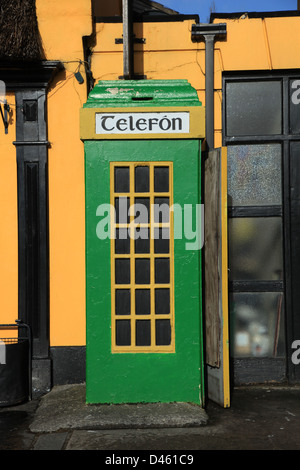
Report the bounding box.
[110,161,175,353]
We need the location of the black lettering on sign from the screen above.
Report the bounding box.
[96,112,189,134]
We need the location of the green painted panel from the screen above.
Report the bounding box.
[83,79,202,109]
[85,139,204,405]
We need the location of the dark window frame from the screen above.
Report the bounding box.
[225,79,283,137]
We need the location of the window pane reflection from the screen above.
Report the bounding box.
[229,218,283,281]
[228,144,282,207]
[230,292,285,358]
[226,81,282,136]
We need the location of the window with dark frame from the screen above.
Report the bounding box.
[224,76,287,361]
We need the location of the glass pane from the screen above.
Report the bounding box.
[116,320,131,346]
[154,167,169,192]
[156,319,171,346]
[134,198,150,223]
[135,259,150,284]
[115,289,131,315]
[289,78,300,135]
[115,228,130,254]
[136,320,151,346]
[229,218,283,281]
[135,166,149,192]
[227,144,282,206]
[115,259,130,285]
[154,197,170,223]
[155,258,170,284]
[154,228,170,254]
[155,288,170,315]
[135,228,150,254]
[115,197,129,224]
[230,292,285,358]
[135,289,151,315]
[114,167,129,193]
[226,81,282,136]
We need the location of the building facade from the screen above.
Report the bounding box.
[1,0,300,401]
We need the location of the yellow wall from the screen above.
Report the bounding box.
[93,14,300,149]
[36,0,92,346]
[0,93,18,325]
[91,21,205,88]
[90,19,228,149]
[3,4,298,347]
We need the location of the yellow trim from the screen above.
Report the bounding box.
[110,161,175,353]
[221,147,230,408]
[80,106,205,140]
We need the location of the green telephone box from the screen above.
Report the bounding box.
[80,79,206,405]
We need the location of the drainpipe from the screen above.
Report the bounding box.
[192,23,227,151]
[122,0,134,79]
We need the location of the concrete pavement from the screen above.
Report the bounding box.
[1,383,300,450]
[29,384,208,433]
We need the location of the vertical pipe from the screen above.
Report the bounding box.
[122,0,134,79]
[205,35,215,150]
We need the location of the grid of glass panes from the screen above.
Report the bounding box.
[110,162,174,352]
[227,144,285,358]
[225,79,285,360]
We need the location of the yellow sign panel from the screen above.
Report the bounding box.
[80,106,205,140]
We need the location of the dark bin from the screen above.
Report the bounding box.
[0,320,31,407]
